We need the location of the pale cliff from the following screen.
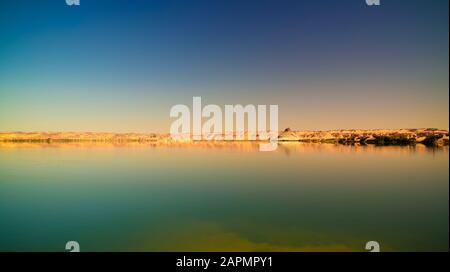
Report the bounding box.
[0,128,448,146]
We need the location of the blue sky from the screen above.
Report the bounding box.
[0,0,448,132]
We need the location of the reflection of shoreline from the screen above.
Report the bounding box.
[0,128,448,147]
[0,141,447,156]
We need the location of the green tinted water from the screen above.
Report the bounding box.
[0,143,448,251]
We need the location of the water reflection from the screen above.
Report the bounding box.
[0,142,448,251]
[0,141,447,153]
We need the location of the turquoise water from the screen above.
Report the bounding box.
[0,143,448,251]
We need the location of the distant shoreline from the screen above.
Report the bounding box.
[0,128,448,146]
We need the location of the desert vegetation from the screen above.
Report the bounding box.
[278,128,449,146]
[0,128,448,146]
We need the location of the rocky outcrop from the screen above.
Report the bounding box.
[278,128,449,146]
[0,128,448,146]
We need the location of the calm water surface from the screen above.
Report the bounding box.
[0,143,448,251]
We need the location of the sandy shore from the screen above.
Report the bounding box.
[0,128,448,146]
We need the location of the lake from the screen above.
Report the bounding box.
[0,142,448,251]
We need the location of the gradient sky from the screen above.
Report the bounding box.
[0,0,448,132]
